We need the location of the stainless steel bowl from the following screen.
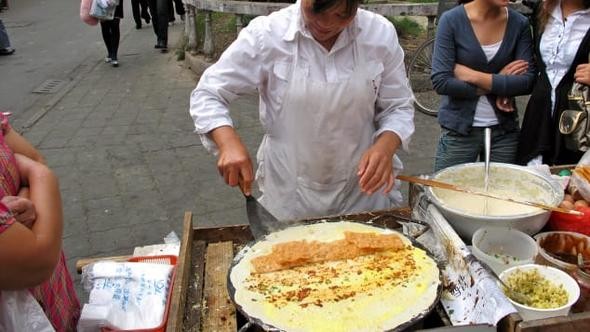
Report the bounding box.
[425,162,563,239]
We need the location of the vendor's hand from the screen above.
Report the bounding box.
[575,64,590,86]
[500,60,528,75]
[496,97,515,112]
[1,195,36,228]
[210,126,254,195]
[357,132,400,195]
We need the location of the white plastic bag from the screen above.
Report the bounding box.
[78,261,173,331]
[0,290,55,332]
[89,0,119,20]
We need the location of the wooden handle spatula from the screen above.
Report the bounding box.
[397,174,581,215]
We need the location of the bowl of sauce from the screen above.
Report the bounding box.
[534,231,590,273]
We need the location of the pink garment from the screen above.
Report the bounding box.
[0,114,80,331]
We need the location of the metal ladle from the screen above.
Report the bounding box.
[484,128,491,215]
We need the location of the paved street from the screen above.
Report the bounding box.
[2,12,441,300]
[0,0,135,121]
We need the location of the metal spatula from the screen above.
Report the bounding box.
[245,195,278,240]
[483,128,491,215]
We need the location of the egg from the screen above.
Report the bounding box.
[560,200,575,210]
[574,200,589,209]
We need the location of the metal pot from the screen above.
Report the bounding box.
[425,162,563,240]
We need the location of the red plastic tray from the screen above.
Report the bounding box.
[548,207,590,236]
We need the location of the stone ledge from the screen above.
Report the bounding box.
[184,52,213,78]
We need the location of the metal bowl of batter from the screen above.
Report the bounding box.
[425,162,563,240]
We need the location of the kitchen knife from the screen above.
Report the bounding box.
[245,195,278,240]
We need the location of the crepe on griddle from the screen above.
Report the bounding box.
[251,231,405,273]
[229,222,440,332]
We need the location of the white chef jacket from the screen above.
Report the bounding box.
[189,2,415,153]
[540,0,590,114]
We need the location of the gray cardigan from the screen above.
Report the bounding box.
[431,5,536,135]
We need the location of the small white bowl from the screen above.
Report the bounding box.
[499,264,580,321]
[471,227,538,275]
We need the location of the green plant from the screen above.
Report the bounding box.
[176,34,187,61]
[387,17,423,38]
[242,14,258,26]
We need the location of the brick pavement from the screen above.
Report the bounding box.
[16,22,442,299]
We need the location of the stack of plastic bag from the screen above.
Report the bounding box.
[78,261,173,331]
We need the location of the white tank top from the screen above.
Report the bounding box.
[473,39,503,127]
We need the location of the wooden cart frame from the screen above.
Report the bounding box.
[165,209,590,331]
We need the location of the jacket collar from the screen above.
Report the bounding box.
[550,0,590,22]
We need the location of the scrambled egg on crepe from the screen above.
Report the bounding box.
[229,222,440,332]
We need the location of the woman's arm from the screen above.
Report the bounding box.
[431,13,480,98]
[575,64,590,85]
[0,154,62,289]
[190,18,264,155]
[1,191,35,228]
[453,21,536,96]
[489,22,536,96]
[358,18,413,195]
[4,126,46,164]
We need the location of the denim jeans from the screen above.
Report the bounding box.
[0,19,11,49]
[434,126,519,172]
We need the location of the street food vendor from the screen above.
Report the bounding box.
[189,0,415,220]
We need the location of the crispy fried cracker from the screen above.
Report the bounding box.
[251,231,404,273]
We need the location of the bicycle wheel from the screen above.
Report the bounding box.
[407,38,440,117]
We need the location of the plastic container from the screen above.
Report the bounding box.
[471,227,538,275]
[499,264,580,321]
[572,267,590,313]
[102,255,177,332]
[548,206,590,236]
[534,231,590,273]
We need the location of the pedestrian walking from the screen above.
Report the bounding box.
[100,1,124,67]
[147,0,168,51]
[518,0,590,166]
[131,0,151,29]
[430,0,535,171]
[168,0,185,23]
[0,18,15,56]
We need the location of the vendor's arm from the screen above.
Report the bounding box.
[453,22,535,96]
[431,13,480,98]
[210,126,254,195]
[358,132,401,195]
[0,154,62,289]
[358,19,413,194]
[189,20,263,154]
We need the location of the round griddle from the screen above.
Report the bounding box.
[227,220,443,332]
